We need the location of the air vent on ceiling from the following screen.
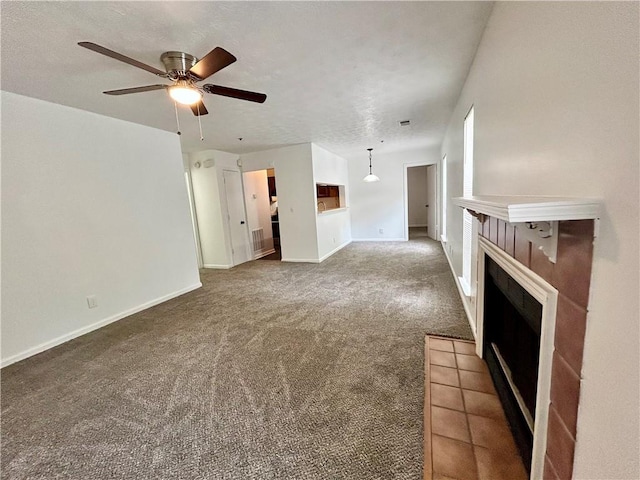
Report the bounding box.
[399,120,411,127]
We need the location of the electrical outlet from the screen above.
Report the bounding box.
[379,228,384,234]
[86,295,98,309]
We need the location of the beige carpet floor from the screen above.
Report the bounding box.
[1,237,471,479]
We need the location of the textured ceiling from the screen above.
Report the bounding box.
[1,2,493,157]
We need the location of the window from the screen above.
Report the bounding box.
[461,106,474,296]
[441,154,447,242]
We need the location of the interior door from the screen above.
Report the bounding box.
[222,169,251,266]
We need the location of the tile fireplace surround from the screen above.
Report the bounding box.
[477,216,594,480]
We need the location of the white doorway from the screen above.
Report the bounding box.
[242,169,276,260]
[222,169,251,266]
[405,163,437,241]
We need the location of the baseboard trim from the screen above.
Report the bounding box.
[281,258,320,263]
[318,239,352,262]
[0,282,203,368]
[253,248,276,260]
[352,238,406,242]
[441,242,476,339]
[203,264,232,269]
[409,224,428,228]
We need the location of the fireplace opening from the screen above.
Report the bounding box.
[483,255,542,474]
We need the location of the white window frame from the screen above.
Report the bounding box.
[441,154,448,243]
[460,106,475,296]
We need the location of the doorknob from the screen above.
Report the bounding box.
[425,205,429,207]
[240,221,245,224]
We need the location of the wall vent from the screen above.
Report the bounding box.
[251,228,265,253]
[399,120,411,127]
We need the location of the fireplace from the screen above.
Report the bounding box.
[453,196,598,480]
[483,255,542,474]
[475,234,559,480]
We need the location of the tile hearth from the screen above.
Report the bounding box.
[424,336,528,480]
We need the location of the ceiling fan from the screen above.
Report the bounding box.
[78,42,267,116]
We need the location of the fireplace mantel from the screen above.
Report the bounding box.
[453,196,600,263]
[452,195,600,223]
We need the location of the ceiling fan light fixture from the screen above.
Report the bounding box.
[169,85,202,105]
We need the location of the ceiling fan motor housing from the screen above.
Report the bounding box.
[161,51,198,79]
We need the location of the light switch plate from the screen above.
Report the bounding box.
[87,295,98,309]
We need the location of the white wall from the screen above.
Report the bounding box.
[311,144,352,260]
[348,146,440,241]
[1,91,201,366]
[243,170,274,258]
[188,149,242,268]
[440,3,639,477]
[241,144,318,262]
[407,166,429,227]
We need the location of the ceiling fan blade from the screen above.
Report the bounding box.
[203,84,267,103]
[78,42,167,77]
[190,100,209,116]
[189,47,236,80]
[103,84,168,95]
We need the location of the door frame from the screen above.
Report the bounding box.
[222,169,251,266]
[241,165,285,260]
[403,161,438,241]
[184,168,203,268]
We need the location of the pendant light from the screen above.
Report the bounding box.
[363,148,380,182]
